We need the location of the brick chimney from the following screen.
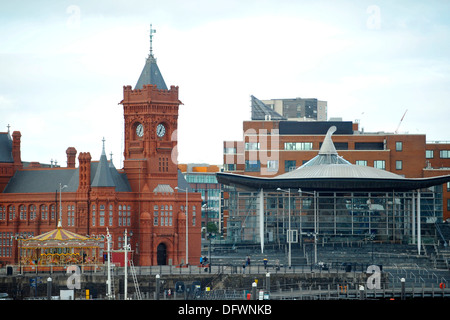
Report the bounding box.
[77,152,91,192]
[66,147,77,168]
[11,131,22,170]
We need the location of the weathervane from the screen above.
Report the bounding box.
[102,137,106,155]
[149,24,156,57]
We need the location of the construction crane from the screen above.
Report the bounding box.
[395,109,408,134]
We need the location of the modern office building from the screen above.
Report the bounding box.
[258,96,327,121]
[178,163,222,236]
[219,97,450,248]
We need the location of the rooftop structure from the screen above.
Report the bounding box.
[251,96,286,121]
[261,96,327,121]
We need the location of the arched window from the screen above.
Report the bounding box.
[99,204,105,226]
[153,205,158,226]
[41,205,48,220]
[127,206,131,226]
[67,205,75,226]
[118,204,130,227]
[30,205,37,220]
[109,204,113,227]
[50,205,56,220]
[8,205,15,220]
[19,205,26,220]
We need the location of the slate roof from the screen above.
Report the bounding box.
[3,159,131,194]
[177,169,194,192]
[91,148,115,187]
[0,132,13,163]
[135,55,168,90]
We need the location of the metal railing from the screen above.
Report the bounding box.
[1,262,382,276]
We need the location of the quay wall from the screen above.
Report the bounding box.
[0,271,371,299]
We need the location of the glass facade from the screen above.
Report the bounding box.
[224,186,443,245]
[184,172,221,231]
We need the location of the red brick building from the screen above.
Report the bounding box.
[0,38,202,267]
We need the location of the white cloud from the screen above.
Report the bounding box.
[1,0,450,165]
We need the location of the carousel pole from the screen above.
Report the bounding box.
[106,228,112,299]
[124,229,128,300]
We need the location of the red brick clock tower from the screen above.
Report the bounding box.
[122,84,181,192]
[120,26,201,266]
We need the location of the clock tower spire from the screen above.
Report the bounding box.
[135,24,167,90]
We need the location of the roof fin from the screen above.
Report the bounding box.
[319,126,338,155]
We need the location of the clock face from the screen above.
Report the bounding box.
[136,123,144,137]
[156,123,166,137]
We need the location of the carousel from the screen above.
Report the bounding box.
[19,221,102,272]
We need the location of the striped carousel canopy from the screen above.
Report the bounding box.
[30,226,89,241]
[21,221,101,248]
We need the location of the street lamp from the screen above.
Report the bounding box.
[106,228,113,299]
[59,183,67,227]
[175,187,189,265]
[276,188,292,268]
[202,203,212,273]
[124,229,129,300]
[298,188,318,265]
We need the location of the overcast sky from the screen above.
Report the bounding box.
[1,0,450,167]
